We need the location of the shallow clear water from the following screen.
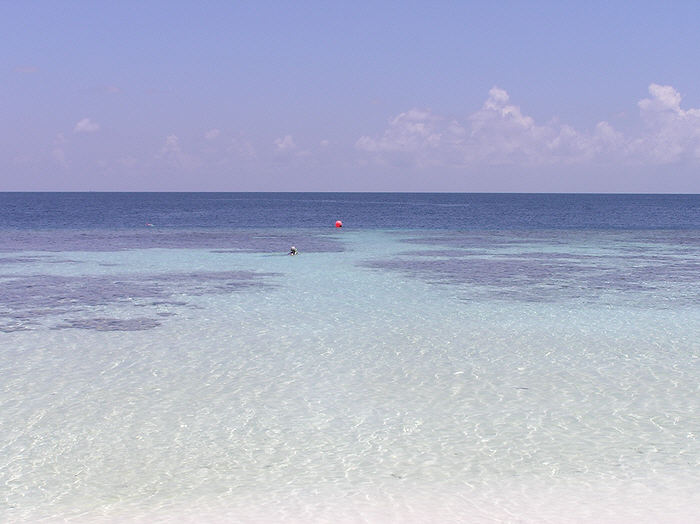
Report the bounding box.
[1,194,700,522]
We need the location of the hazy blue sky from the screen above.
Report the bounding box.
[3,1,700,191]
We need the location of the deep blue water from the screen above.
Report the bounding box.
[1,192,700,231]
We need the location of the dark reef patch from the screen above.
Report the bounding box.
[361,231,700,306]
[0,270,279,332]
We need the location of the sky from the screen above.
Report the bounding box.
[2,1,700,192]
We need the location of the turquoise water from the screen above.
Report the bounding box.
[1,194,700,522]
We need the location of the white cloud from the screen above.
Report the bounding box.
[639,84,682,113]
[633,84,700,162]
[157,134,197,168]
[74,117,100,133]
[469,88,557,163]
[272,135,315,160]
[357,109,448,153]
[160,134,180,154]
[357,109,466,167]
[274,134,296,153]
[356,84,700,167]
[205,128,221,140]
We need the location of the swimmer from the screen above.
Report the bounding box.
[289,246,298,256]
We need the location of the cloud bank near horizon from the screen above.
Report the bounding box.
[26,83,700,190]
[357,84,700,168]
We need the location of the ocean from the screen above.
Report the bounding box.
[1,192,699,523]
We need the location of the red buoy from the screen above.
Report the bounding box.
[335,220,343,228]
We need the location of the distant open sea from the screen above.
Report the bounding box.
[1,192,699,523]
